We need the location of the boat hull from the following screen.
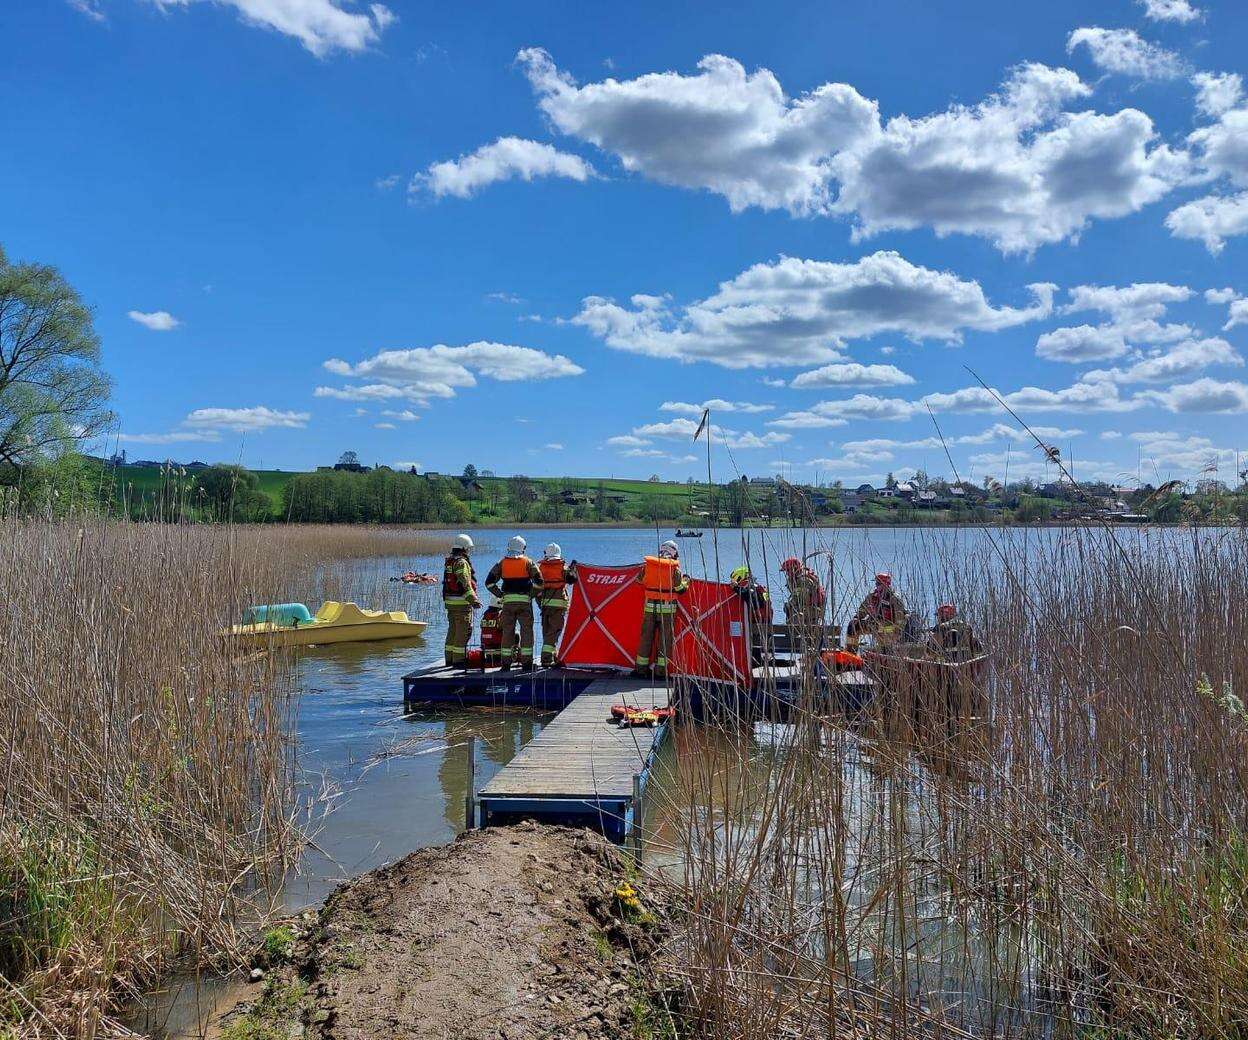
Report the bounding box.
[226,600,427,648]
[228,620,427,648]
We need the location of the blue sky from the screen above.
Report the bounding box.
[3,0,1246,486]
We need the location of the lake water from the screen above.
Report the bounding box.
[137,523,1227,1036]
[285,523,1194,905]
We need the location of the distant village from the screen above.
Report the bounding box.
[97,449,1248,526]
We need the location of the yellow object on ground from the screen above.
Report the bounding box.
[227,601,427,648]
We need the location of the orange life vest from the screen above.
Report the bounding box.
[538,558,566,590]
[642,555,680,601]
[499,555,534,597]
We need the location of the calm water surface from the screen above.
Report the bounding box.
[286,523,1193,905]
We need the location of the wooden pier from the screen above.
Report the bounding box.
[476,677,670,844]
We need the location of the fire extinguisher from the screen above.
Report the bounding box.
[480,598,503,665]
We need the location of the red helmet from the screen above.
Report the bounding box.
[937,603,956,621]
[875,572,892,587]
[780,557,802,574]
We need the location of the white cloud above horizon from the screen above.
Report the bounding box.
[415,137,597,199]
[128,309,180,331]
[75,0,395,56]
[573,250,1053,368]
[514,48,1188,253]
[319,341,585,405]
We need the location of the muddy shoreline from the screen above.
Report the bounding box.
[218,824,675,1040]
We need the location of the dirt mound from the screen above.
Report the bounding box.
[226,824,673,1040]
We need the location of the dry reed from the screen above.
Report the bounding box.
[0,517,454,1036]
[650,525,1248,1039]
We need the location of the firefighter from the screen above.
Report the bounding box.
[926,603,982,662]
[632,540,689,679]
[537,543,578,667]
[847,572,908,650]
[485,535,543,671]
[441,533,481,669]
[731,564,772,665]
[780,557,825,641]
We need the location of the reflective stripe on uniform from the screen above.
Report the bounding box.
[644,600,677,614]
[539,599,569,609]
[444,596,474,607]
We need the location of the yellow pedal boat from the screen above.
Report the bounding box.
[227,601,427,648]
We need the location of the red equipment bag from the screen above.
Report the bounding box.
[557,563,751,685]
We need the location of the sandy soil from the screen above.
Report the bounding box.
[224,824,671,1040]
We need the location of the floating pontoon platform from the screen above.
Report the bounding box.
[475,676,668,844]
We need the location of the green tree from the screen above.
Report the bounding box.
[462,463,478,479]
[0,245,112,470]
[196,464,272,521]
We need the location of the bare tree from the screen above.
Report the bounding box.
[0,246,112,469]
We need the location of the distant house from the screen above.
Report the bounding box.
[457,476,485,495]
[895,481,916,500]
[875,486,898,499]
[916,489,939,506]
[949,485,966,498]
[333,461,370,473]
[840,491,863,512]
[854,483,875,496]
[749,476,777,487]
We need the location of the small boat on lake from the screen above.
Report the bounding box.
[675,529,704,538]
[227,601,427,648]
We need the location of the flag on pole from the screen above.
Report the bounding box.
[693,408,710,442]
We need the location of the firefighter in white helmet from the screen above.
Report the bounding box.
[441,533,480,668]
[537,543,578,667]
[632,540,689,679]
[485,535,543,671]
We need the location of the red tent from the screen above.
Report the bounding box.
[557,563,750,685]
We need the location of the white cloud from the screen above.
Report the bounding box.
[374,422,397,430]
[1166,192,1248,253]
[1138,0,1202,23]
[183,406,310,432]
[573,251,1052,368]
[518,46,878,216]
[1085,337,1241,384]
[117,429,221,444]
[761,377,788,388]
[545,442,565,450]
[1064,282,1194,322]
[606,434,651,448]
[315,383,417,402]
[486,291,525,304]
[380,409,420,421]
[152,0,394,57]
[790,362,915,388]
[1205,287,1239,305]
[1129,431,1237,473]
[632,418,790,450]
[1036,325,1129,362]
[1193,72,1244,119]
[922,379,1143,414]
[1067,28,1186,80]
[374,173,402,191]
[393,460,422,471]
[659,399,773,414]
[66,0,106,22]
[953,422,1083,445]
[1187,109,1248,187]
[519,49,1186,253]
[1142,378,1248,413]
[416,137,597,199]
[1102,430,1122,439]
[128,309,180,331]
[1226,299,1248,331]
[321,341,584,405]
[770,394,916,427]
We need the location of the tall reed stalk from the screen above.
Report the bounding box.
[653,526,1248,1038]
[0,516,316,1037]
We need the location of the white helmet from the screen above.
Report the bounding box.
[506,535,527,557]
[452,533,474,552]
[544,542,562,560]
[659,540,679,559]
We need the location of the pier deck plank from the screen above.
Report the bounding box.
[479,678,669,800]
